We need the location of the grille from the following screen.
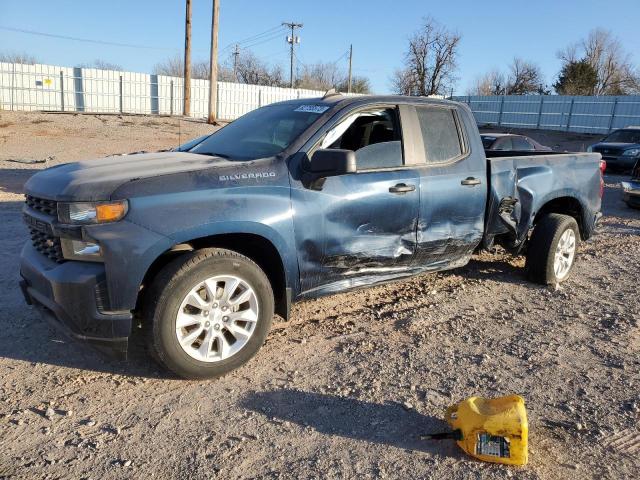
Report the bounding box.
[25,195,58,216]
[25,195,64,263]
[593,147,623,157]
[28,227,65,263]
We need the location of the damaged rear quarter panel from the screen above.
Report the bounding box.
[486,153,603,247]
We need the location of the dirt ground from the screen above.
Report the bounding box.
[0,111,638,480]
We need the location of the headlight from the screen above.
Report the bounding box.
[623,148,640,156]
[58,201,128,224]
[60,238,103,262]
[586,145,593,153]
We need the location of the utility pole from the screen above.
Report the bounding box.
[183,0,192,116]
[232,44,240,81]
[282,21,302,88]
[347,44,353,94]
[207,0,220,124]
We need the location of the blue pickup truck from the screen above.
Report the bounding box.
[19,94,603,379]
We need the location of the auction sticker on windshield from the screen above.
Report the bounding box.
[294,105,330,114]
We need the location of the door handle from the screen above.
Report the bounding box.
[389,183,416,194]
[461,177,481,186]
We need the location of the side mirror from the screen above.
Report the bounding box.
[301,148,356,190]
[309,148,356,175]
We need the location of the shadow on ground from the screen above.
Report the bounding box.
[241,389,457,456]
[0,168,36,196]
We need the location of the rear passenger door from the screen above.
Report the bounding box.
[409,105,487,269]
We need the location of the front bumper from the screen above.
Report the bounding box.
[621,180,640,208]
[19,243,132,358]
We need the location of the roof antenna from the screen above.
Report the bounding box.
[322,88,342,100]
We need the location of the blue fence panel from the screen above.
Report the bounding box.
[454,94,640,134]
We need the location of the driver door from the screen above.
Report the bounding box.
[290,105,420,296]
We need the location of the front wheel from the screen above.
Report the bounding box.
[526,213,580,285]
[145,248,274,379]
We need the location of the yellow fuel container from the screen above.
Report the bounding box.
[445,395,528,466]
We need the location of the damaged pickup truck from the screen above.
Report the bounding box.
[19,94,603,379]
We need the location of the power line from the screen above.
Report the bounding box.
[330,50,350,65]
[220,25,285,52]
[0,25,177,51]
[241,30,288,50]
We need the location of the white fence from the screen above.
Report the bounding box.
[0,62,331,120]
[454,95,640,135]
[4,62,640,135]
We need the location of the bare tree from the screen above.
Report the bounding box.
[468,70,506,95]
[77,59,122,71]
[559,29,639,94]
[296,62,342,91]
[391,68,415,96]
[505,58,545,95]
[235,50,285,87]
[153,54,234,81]
[336,75,370,94]
[392,17,461,96]
[0,52,37,64]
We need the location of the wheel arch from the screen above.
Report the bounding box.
[532,195,588,240]
[137,229,295,321]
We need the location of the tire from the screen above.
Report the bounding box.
[145,248,274,379]
[526,213,580,285]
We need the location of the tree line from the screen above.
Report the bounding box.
[391,18,639,97]
[151,51,371,94]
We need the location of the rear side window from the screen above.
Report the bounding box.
[415,107,463,163]
[495,137,513,150]
[513,136,533,151]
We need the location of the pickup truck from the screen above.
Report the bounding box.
[19,94,603,379]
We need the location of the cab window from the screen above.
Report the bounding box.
[321,107,403,170]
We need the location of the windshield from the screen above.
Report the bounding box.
[174,134,210,152]
[190,103,328,160]
[481,136,497,149]
[602,129,640,144]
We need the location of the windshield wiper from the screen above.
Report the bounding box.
[193,152,231,159]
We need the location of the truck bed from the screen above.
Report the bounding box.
[484,151,603,249]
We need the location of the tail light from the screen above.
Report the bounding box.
[599,159,607,174]
[599,159,606,198]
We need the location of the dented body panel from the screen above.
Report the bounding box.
[19,95,603,354]
[486,152,602,249]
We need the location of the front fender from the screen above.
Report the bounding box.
[170,219,299,294]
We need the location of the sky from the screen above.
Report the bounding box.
[1,0,639,94]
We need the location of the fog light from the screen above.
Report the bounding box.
[61,238,103,262]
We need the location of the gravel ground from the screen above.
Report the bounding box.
[0,111,638,479]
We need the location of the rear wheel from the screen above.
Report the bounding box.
[146,248,274,379]
[526,214,579,285]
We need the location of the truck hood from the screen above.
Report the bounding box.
[592,142,640,150]
[24,152,234,201]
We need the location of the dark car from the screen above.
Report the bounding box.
[621,159,640,209]
[481,133,552,152]
[589,127,640,172]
